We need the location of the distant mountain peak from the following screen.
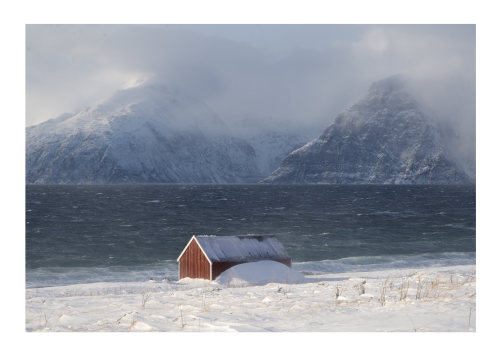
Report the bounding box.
[26,82,308,184]
[26,84,258,184]
[264,76,473,185]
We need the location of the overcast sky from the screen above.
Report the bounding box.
[26,24,475,146]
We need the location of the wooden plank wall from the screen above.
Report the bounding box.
[179,241,211,280]
[211,261,243,280]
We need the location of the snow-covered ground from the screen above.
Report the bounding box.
[26,262,475,332]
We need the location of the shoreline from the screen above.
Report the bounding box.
[25,251,477,289]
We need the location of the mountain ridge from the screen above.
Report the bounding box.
[26,76,474,185]
[263,75,473,185]
[26,84,261,184]
[26,83,308,184]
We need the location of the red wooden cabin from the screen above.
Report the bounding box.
[177,235,291,280]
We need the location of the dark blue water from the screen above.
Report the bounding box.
[26,184,475,287]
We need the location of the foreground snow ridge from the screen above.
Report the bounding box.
[26,264,475,332]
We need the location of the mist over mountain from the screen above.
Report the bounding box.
[26,74,475,185]
[27,25,475,183]
[26,84,304,184]
[264,75,474,185]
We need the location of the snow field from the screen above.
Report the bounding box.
[26,264,475,332]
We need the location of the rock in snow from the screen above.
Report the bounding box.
[264,75,474,184]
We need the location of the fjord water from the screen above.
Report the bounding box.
[26,185,475,288]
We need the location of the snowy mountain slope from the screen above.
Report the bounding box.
[264,75,473,184]
[26,84,261,184]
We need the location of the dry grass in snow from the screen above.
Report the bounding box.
[26,264,475,332]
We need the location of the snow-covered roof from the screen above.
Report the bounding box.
[179,235,290,263]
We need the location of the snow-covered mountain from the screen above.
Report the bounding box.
[264,76,474,184]
[26,84,263,184]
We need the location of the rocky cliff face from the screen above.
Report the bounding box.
[26,84,261,184]
[264,76,473,184]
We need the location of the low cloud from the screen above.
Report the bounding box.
[26,24,475,168]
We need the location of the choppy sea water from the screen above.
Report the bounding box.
[26,184,475,288]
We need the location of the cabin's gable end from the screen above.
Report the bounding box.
[178,236,212,280]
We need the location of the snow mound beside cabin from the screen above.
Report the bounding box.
[215,260,305,286]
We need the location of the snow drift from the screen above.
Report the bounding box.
[215,260,305,286]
